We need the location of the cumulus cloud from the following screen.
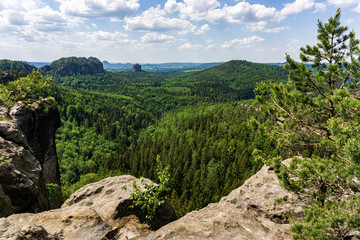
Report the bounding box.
[165,0,220,20]
[280,0,315,15]
[56,0,140,19]
[141,33,175,43]
[327,0,359,6]
[124,6,208,34]
[164,0,320,32]
[327,0,360,12]
[86,31,129,42]
[0,0,77,38]
[179,43,202,50]
[222,36,264,48]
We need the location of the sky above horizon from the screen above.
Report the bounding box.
[0,0,360,63]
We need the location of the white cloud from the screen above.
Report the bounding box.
[208,2,282,24]
[124,6,206,34]
[57,0,140,19]
[86,31,129,42]
[354,4,360,12]
[314,2,327,12]
[0,0,40,11]
[281,0,315,16]
[222,36,264,48]
[165,0,220,20]
[263,26,289,33]
[141,33,175,43]
[327,0,359,6]
[0,0,77,41]
[207,44,216,49]
[179,43,202,50]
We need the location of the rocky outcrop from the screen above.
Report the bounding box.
[62,175,177,230]
[0,98,61,217]
[0,175,176,240]
[9,99,61,186]
[141,159,302,240]
[0,206,111,240]
[0,73,15,85]
[132,64,141,72]
[40,57,104,77]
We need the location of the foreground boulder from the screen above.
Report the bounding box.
[62,175,177,230]
[0,99,61,216]
[141,159,302,240]
[0,175,177,240]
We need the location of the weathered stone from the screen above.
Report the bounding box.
[62,175,177,230]
[0,98,62,216]
[101,215,151,240]
[0,136,49,216]
[9,99,61,186]
[0,206,111,240]
[140,160,301,240]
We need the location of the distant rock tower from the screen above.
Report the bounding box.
[132,63,141,72]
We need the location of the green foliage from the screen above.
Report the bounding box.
[0,156,11,167]
[166,60,288,101]
[105,101,278,216]
[0,59,37,74]
[46,183,63,209]
[0,70,53,107]
[61,173,103,200]
[130,155,170,224]
[41,56,103,77]
[255,9,360,239]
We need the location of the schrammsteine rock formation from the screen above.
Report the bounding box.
[0,98,61,216]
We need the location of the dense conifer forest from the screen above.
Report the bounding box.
[41,59,287,216]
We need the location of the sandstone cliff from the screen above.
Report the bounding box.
[0,175,177,240]
[140,159,302,240]
[40,57,104,77]
[0,98,61,216]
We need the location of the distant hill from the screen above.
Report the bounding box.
[41,57,104,77]
[28,62,51,68]
[166,60,288,101]
[0,59,37,74]
[103,61,224,76]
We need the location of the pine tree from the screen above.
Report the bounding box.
[255,9,360,239]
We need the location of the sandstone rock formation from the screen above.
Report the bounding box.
[62,175,177,230]
[0,99,61,217]
[0,175,177,240]
[141,159,302,240]
[132,64,141,72]
[40,57,104,77]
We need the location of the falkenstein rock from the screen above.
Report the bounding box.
[132,64,141,72]
[0,98,61,217]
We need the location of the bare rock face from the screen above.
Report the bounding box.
[132,64,141,72]
[62,175,177,230]
[141,160,302,240]
[9,99,61,186]
[0,206,111,240]
[0,99,61,217]
[0,175,176,240]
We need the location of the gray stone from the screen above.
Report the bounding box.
[141,160,301,240]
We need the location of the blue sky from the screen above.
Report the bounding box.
[0,0,360,63]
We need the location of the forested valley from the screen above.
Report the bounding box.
[1,58,288,217]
